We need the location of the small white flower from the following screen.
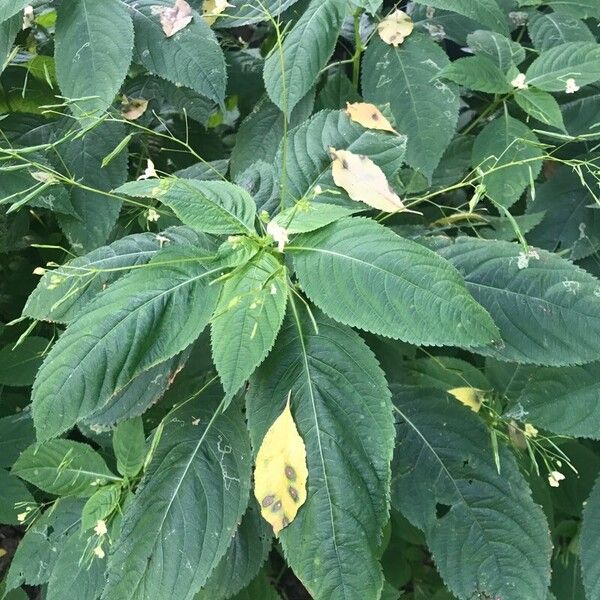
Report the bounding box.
[511,73,528,90]
[548,470,565,488]
[94,520,108,536]
[270,283,277,295]
[155,233,170,248]
[524,423,538,438]
[17,512,28,523]
[93,545,105,559]
[313,185,323,196]
[266,221,289,252]
[565,78,580,94]
[22,5,34,29]
[146,208,160,222]
[137,159,158,180]
[33,267,46,276]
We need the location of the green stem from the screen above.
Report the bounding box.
[352,9,363,89]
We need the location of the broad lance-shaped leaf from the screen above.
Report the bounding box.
[362,33,459,178]
[439,55,511,94]
[57,121,128,254]
[102,385,251,600]
[215,0,299,28]
[247,305,395,600]
[12,439,119,497]
[392,386,551,600]
[472,114,543,209]
[116,178,256,235]
[436,237,600,365]
[526,42,600,92]
[289,217,498,347]
[512,361,600,439]
[0,469,35,525]
[263,0,345,117]
[276,109,406,206]
[466,30,525,70]
[195,501,272,599]
[581,475,600,599]
[412,0,508,34]
[211,253,287,400]
[0,0,30,22]
[528,12,594,52]
[31,245,220,440]
[514,88,566,130]
[124,0,226,105]
[254,394,308,534]
[24,226,210,323]
[55,0,133,118]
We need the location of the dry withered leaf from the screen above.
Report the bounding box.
[345,102,397,134]
[158,0,193,37]
[202,0,233,25]
[377,9,414,47]
[330,147,408,213]
[121,97,149,121]
[254,393,308,534]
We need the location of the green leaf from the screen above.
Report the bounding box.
[102,386,252,600]
[125,0,226,105]
[0,14,21,69]
[13,439,119,496]
[0,468,35,524]
[515,361,600,438]
[466,30,525,70]
[527,166,600,260]
[82,350,190,429]
[113,417,146,477]
[561,85,600,138]
[0,412,35,468]
[395,357,490,390]
[264,0,345,117]
[223,570,279,600]
[289,217,498,347]
[315,68,361,111]
[247,305,395,600]
[46,528,107,600]
[230,93,314,179]
[528,12,594,52]
[211,253,287,399]
[0,1,30,23]
[412,0,508,34]
[472,114,543,208]
[81,484,121,531]
[0,336,48,386]
[24,227,208,323]
[526,42,600,92]
[437,237,600,365]
[581,475,600,599]
[362,33,459,178]
[546,0,600,19]
[272,202,360,233]
[116,178,256,235]
[216,0,300,27]
[392,386,552,600]
[276,109,406,206]
[439,55,511,93]
[195,501,273,599]
[55,0,133,118]
[31,246,220,440]
[57,121,127,254]
[5,498,85,590]
[514,87,566,130]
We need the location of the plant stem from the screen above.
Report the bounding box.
[352,9,363,89]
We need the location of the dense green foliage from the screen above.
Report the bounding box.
[1,1,600,599]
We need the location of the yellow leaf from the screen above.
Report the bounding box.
[121,97,149,121]
[377,9,414,47]
[448,387,483,412]
[203,0,233,25]
[345,102,396,134]
[330,147,409,213]
[157,0,193,37]
[254,393,308,534]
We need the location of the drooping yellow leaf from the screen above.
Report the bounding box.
[158,0,193,37]
[345,102,396,134]
[121,97,149,121]
[254,393,308,534]
[202,0,233,25]
[330,147,408,213]
[377,9,414,47]
[448,387,483,412]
